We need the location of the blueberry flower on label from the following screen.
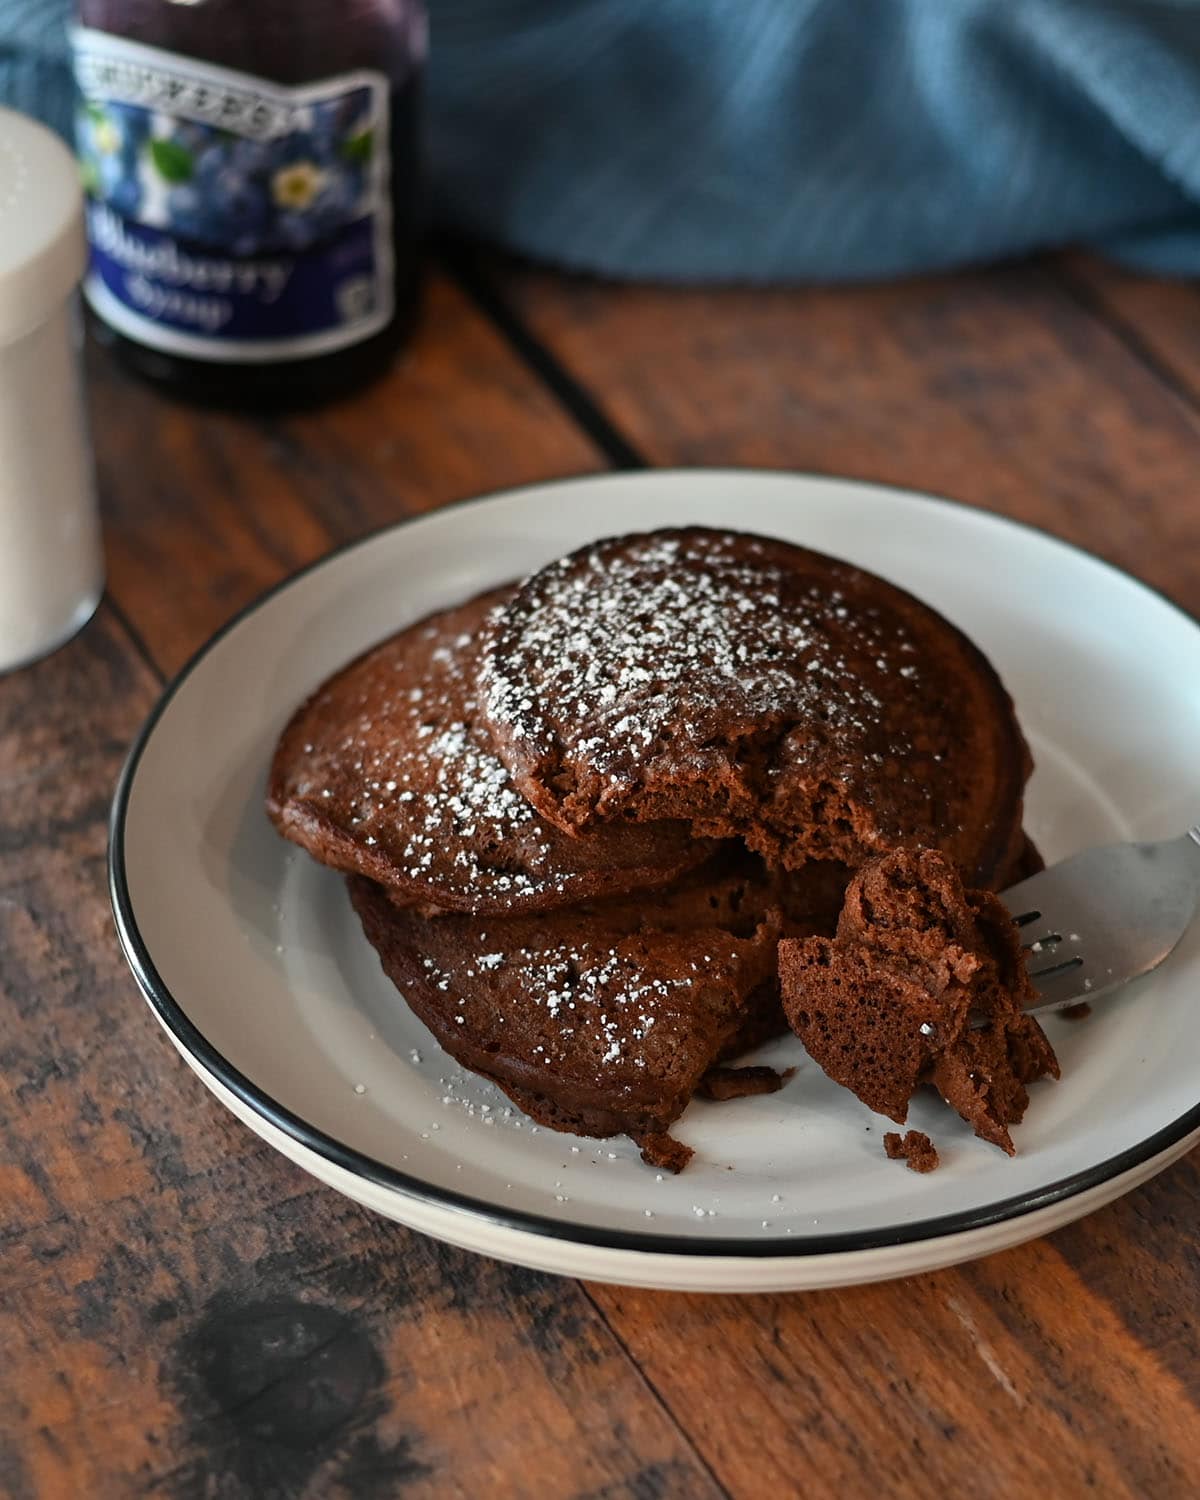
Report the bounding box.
[271,160,329,212]
[77,102,147,216]
[92,115,122,157]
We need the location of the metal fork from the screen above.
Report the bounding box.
[1003,826,1200,1017]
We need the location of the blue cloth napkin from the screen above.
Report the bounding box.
[8,0,1200,281]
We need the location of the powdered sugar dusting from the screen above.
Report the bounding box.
[310,627,556,900]
[281,589,693,909]
[482,529,916,794]
[415,933,741,1074]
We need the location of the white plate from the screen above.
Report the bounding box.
[110,471,1200,1292]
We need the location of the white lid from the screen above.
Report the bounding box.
[0,107,86,345]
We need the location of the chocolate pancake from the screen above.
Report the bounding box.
[480,528,1031,885]
[559,847,849,1058]
[348,856,787,1170]
[267,588,710,916]
[779,849,1058,1154]
[569,845,843,940]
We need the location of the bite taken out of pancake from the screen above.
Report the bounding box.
[480,529,1031,887]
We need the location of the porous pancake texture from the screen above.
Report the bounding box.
[780,849,1058,1154]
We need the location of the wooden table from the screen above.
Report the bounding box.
[4,250,1200,1500]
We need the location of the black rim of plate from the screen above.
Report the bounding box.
[108,470,1200,1260]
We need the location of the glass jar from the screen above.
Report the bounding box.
[73,0,425,406]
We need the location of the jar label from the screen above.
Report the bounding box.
[72,28,394,362]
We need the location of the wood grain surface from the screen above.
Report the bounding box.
[3,252,1200,1499]
[96,275,604,678]
[494,254,1200,613]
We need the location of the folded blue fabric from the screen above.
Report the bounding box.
[8,0,1200,280]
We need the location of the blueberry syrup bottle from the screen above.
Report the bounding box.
[73,0,424,406]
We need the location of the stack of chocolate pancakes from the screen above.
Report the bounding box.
[269,528,1054,1170]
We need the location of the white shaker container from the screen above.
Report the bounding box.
[0,106,102,673]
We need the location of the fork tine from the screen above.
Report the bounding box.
[1026,961,1094,1013]
[1027,952,1081,983]
[1023,931,1063,957]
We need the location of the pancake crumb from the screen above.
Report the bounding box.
[637,1132,694,1173]
[698,1065,789,1100]
[884,1130,940,1173]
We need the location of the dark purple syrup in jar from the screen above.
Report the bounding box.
[74,0,424,406]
